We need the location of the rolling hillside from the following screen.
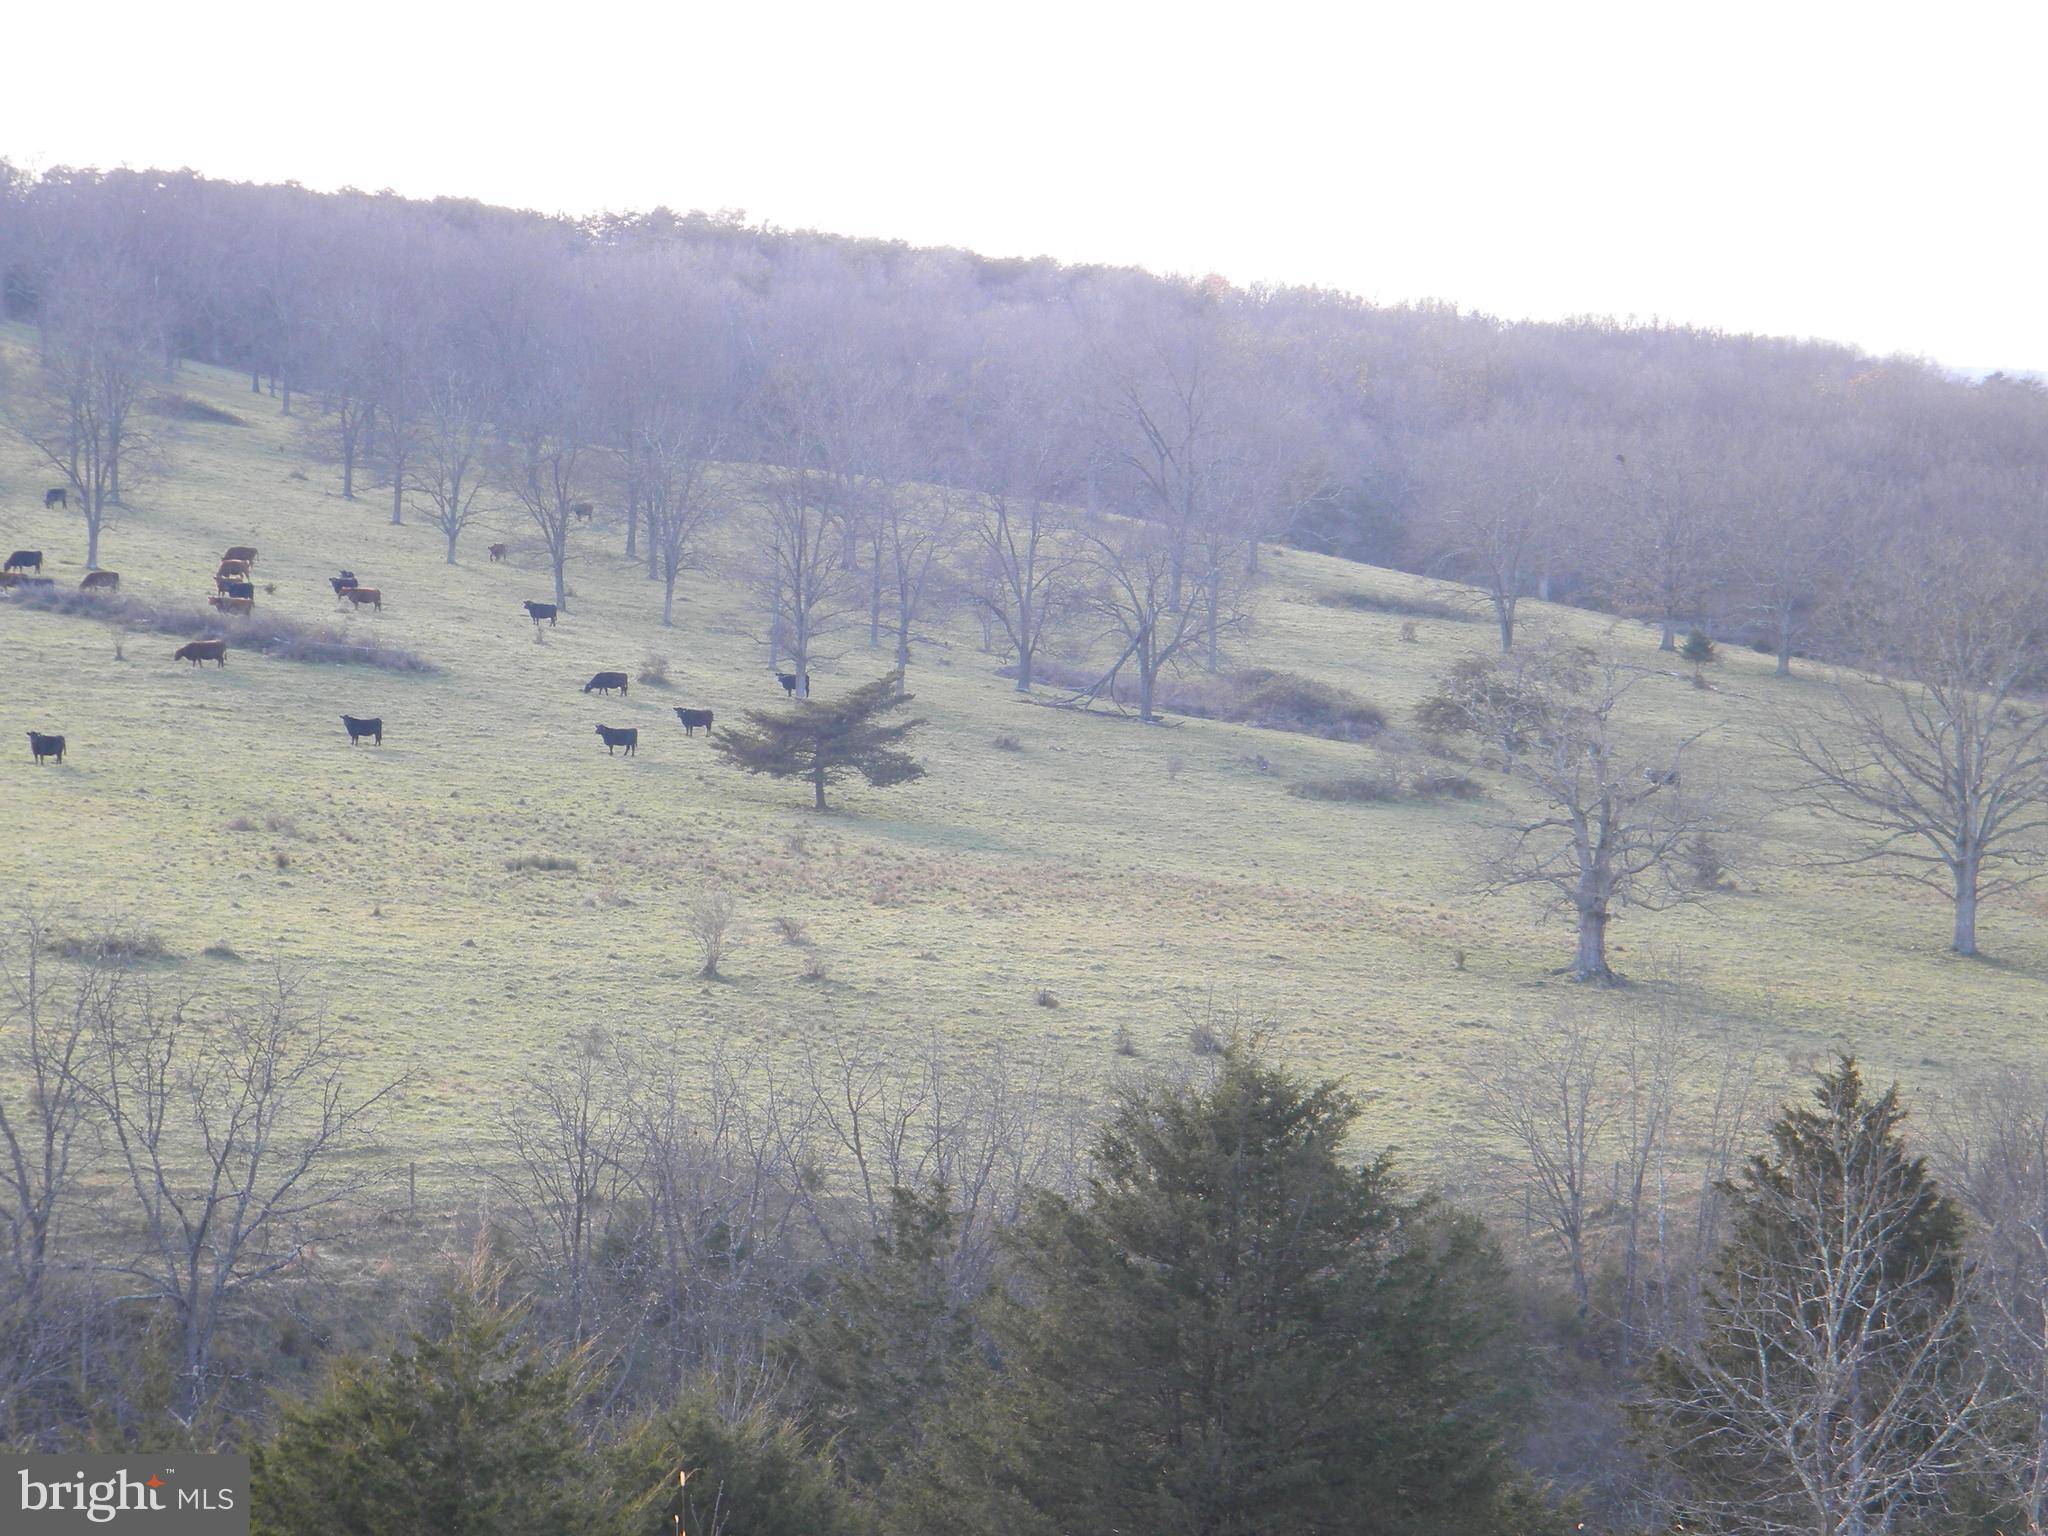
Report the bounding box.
[5,344,2044,1177]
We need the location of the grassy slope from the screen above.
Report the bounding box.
[4,344,2043,1174]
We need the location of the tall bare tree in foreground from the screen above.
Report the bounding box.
[1777,540,2048,957]
[1937,1069,2048,1531]
[0,913,105,1402]
[1638,1060,1994,1536]
[86,969,401,1410]
[1452,642,1729,979]
[5,257,160,568]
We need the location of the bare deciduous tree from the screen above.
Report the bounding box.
[1778,543,2048,957]
[407,369,494,564]
[1466,643,1729,979]
[86,969,401,1410]
[688,887,737,979]
[4,257,160,568]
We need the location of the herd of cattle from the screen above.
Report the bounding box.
[12,499,790,768]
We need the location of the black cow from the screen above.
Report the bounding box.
[775,670,810,698]
[594,723,637,756]
[675,707,714,735]
[572,501,594,521]
[341,715,383,746]
[4,550,42,575]
[27,731,64,765]
[583,671,629,696]
[523,600,558,627]
[221,579,255,601]
[329,574,360,597]
[43,488,67,509]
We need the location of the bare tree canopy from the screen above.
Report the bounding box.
[1777,533,2048,956]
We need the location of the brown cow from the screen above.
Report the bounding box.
[174,639,228,668]
[223,546,257,565]
[488,543,508,562]
[342,587,382,611]
[80,570,120,592]
[216,559,251,580]
[209,595,254,617]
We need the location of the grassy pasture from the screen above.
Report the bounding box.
[3,341,2044,1181]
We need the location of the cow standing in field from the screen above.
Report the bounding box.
[80,571,119,592]
[675,708,714,736]
[223,546,257,566]
[342,587,382,611]
[216,576,256,597]
[174,639,228,667]
[341,715,383,746]
[583,671,629,697]
[5,551,43,575]
[774,670,809,698]
[329,575,360,598]
[43,489,66,509]
[523,600,557,628]
[216,559,251,581]
[489,543,508,562]
[27,731,65,765]
[594,724,637,756]
[572,502,594,522]
[209,595,254,616]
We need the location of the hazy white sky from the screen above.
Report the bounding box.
[7,0,2043,370]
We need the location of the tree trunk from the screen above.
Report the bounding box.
[813,766,827,812]
[445,528,460,565]
[1659,619,1676,651]
[85,512,100,570]
[1573,900,1611,980]
[662,570,677,628]
[341,434,355,500]
[1953,854,1979,956]
[1015,644,1033,693]
[390,467,404,525]
[1496,598,1515,653]
[553,556,568,611]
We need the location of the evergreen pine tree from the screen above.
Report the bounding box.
[1637,1058,1988,1535]
[601,1382,865,1536]
[711,675,925,811]
[251,1258,595,1536]
[897,1037,1563,1536]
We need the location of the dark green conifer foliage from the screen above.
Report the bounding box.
[896,1038,1562,1536]
[712,675,925,811]
[251,1260,595,1536]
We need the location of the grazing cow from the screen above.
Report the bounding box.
[339,569,357,582]
[572,501,594,522]
[489,543,508,562]
[675,707,714,736]
[329,575,360,597]
[27,731,64,765]
[4,550,42,575]
[216,575,255,595]
[775,671,810,698]
[216,559,251,580]
[341,714,383,746]
[594,724,637,756]
[342,587,382,611]
[223,546,257,565]
[174,639,229,668]
[1644,766,1681,788]
[44,488,67,508]
[80,570,120,592]
[209,595,254,617]
[583,671,629,697]
[523,600,558,627]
